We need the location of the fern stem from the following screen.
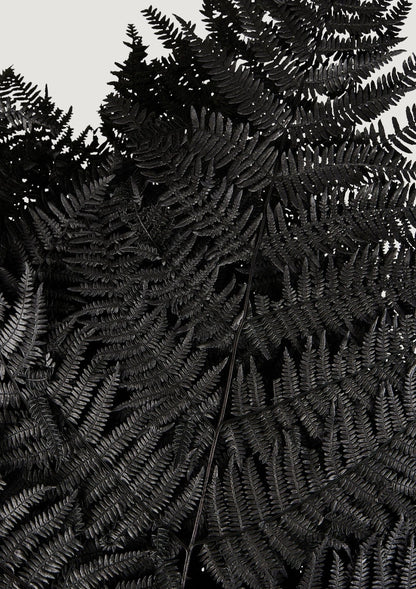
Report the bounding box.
[180,177,274,588]
[180,8,331,584]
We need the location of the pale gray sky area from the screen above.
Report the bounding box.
[1,1,416,139]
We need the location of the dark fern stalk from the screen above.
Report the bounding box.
[180,6,331,585]
[180,159,273,588]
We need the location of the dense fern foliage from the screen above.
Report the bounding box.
[2,0,416,587]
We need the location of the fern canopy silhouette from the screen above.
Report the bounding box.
[1,0,416,587]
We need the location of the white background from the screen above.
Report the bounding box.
[1,0,416,138]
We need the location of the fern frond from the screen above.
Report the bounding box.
[63,550,180,588]
[186,35,290,135]
[390,104,416,154]
[0,484,51,538]
[0,265,41,368]
[142,6,189,52]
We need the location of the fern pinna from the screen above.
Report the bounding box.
[1,0,416,587]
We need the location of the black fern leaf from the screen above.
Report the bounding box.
[1,0,416,588]
[0,68,108,224]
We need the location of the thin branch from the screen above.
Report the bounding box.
[180,174,275,588]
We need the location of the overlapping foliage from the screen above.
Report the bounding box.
[1,0,416,587]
